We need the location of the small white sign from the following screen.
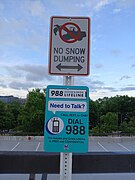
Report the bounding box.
[49,88,87,99]
[48,101,87,114]
[49,16,90,76]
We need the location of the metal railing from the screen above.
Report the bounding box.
[1,151,135,180]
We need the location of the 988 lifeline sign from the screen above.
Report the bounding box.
[44,85,89,153]
[49,16,90,76]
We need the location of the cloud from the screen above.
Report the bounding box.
[94,0,110,11]
[47,0,113,18]
[0,16,27,35]
[75,0,111,16]
[102,86,117,92]
[75,77,105,92]
[0,22,24,49]
[0,2,4,11]
[26,31,47,52]
[9,81,36,90]
[0,2,48,56]
[90,81,104,92]
[0,0,135,99]
[5,64,53,82]
[2,63,63,91]
[76,0,135,16]
[113,8,121,14]
[0,17,47,55]
[127,84,134,86]
[94,64,103,69]
[77,0,110,11]
[46,0,83,16]
[129,56,135,60]
[131,64,135,68]
[0,83,7,88]
[120,86,135,91]
[120,75,131,81]
[76,77,118,93]
[111,49,121,56]
[116,0,135,9]
[91,80,104,86]
[26,1,46,18]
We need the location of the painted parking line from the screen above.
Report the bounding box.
[98,142,108,152]
[11,142,20,151]
[36,142,40,151]
[117,143,131,152]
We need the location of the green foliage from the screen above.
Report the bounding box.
[89,99,99,129]
[0,101,6,130]
[0,92,135,135]
[119,116,135,134]
[100,112,118,133]
[91,95,135,135]
[7,101,22,129]
[19,89,45,133]
[96,95,135,115]
[91,112,118,134]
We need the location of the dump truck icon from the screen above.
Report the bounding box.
[53,24,86,41]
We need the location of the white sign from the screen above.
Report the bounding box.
[49,16,90,76]
[49,88,87,99]
[48,100,87,114]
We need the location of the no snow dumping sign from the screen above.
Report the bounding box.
[49,16,90,76]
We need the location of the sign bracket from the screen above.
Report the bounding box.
[63,76,74,86]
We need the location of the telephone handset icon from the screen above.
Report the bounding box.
[52,118,59,133]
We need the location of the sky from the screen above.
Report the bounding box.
[0,0,135,100]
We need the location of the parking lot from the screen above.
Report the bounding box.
[1,136,135,180]
[1,136,135,152]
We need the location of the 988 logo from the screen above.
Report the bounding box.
[66,125,85,135]
[50,90,63,97]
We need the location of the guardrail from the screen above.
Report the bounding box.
[1,151,135,180]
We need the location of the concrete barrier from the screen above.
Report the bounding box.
[1,136,135,142]
[0,136,43,141]
[89,136,135,142]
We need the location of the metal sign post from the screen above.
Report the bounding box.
[60,76,73,180]
[60,152,72,180]
[45,15,90,180]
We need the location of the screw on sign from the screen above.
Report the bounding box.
[53,22,86,43]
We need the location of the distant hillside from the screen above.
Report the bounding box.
[0,95,26,104]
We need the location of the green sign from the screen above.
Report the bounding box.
[44,85,89,153]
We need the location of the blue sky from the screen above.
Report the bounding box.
[0,0,135,100]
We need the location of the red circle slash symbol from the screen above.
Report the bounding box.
[59,22,81,43]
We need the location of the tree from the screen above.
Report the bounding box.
[89,99,99,129]
[120,116,135,134]
[6,101,22,130]
[96,95,135,127]
[92,112,118,134]
[100,112,118,133]
[19,89,45,133]
[0,101,6,132]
